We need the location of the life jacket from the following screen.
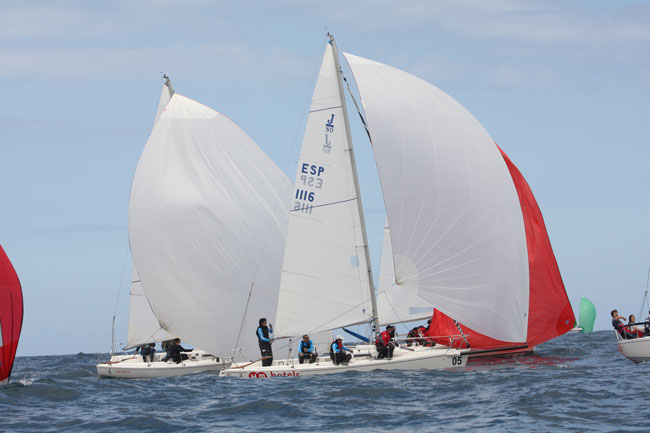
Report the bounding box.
[375,331,390,347]
[256,325,269,341]
[300,340,312,353]
[330,340,342,354]
[612,319,624,335]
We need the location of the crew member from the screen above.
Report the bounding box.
[298,334,317,364]
[139,343,156,363]
[330,335,352,365]
[256,317,274,366]
[164,338,192,363]
[376,324,396,359]
[611,309,636,339]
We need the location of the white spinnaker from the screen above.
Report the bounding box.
[376,223,434,326]
[274,43,374,338]
[129,93,292,359]
[345,53,529,343]
[125,266,175,349]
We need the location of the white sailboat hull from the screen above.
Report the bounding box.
[97,350,229,378]
[220,345,467,378]
[617,335,650,364]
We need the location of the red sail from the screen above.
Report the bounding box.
[0,245,23,384]
[427,146,575,350]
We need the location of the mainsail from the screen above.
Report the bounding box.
[0,245,23,385]
[428,146,575,348]
[129,93,292,359]
[125,267,174,349]
[274,41,375,338]
[345,53,529,343]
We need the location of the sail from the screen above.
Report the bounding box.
[578,296,596,333]
[129,93,292,359]
[428,145,575,348]
[274,42,374,338]
[0,245,23,385]
[345,53,529,343]
[124,79,176,350]
[377,223,434,325]
[125,266,174,349]
[153,76,174,125]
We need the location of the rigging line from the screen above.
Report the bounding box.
[638,265,650,318]
[233,34,330,351]
[341,73,372,144]
[111,245,130,354]
[289,196,357,212]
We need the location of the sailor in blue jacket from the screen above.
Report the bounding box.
[330,335,352,365]
[298,334,317,364]
[256,317,274,366]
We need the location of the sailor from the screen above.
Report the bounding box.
[298,334,317,364]
[375,325,396,359]
[256,317,274,366]
[330,335,352,365]
[164,338,192,363]
[627,314,645,337]
[140,343,156,363]
[406,326,427,347]
[611,309,636,339]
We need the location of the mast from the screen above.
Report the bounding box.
[328,33,380,337]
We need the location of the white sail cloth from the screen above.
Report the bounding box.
[345,53,529,343]
[125,266,174,349]
[274,43,374,338]
[129,93,292,359]
[376,224,434,326]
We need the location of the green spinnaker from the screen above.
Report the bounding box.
[578,296,596,333]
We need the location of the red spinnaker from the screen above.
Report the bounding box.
[427,146,575,350]
[0,245,23,384]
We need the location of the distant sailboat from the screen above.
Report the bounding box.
[0,245,23,385]
[97,77,292,378]
[577,296,596,333]
[127,78,292,363]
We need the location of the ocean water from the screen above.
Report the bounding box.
[2,331,649,432]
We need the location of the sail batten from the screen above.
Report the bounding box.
[345,52,529,343]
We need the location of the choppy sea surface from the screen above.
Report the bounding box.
[2,331,649,432]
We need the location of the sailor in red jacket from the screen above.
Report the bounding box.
[375,325,396,359]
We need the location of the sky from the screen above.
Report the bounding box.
[1,0,649,356]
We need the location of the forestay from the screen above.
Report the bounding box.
[376,223,434,326]
[129,94,291,359]
[345,53,529,343]
[274,42,374,338]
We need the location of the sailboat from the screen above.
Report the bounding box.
[0,244,23,385]
[571,296,596,333]
[223,33,553,378]
[97,77,292,378]
[425,145,576,357]
[616,267,650,363]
